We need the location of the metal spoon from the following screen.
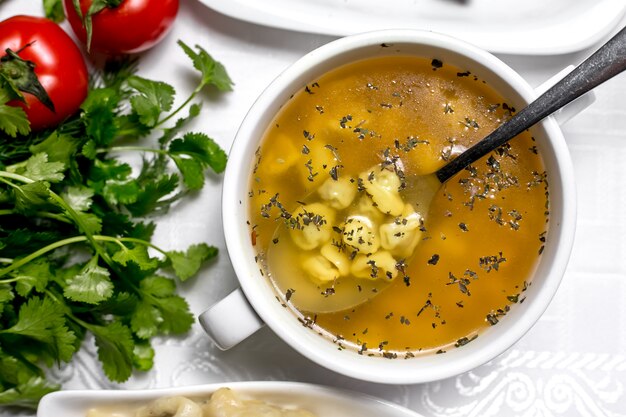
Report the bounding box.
[436,25,626,183]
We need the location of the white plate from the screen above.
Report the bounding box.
[37,381,425,417]
[197,0,626,55]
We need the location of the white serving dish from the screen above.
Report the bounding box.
[37,381,424,417]
[196,0,626,55]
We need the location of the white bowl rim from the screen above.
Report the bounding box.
[37,381,425,417]
[221,29,577,384]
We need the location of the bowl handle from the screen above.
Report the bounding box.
[535,65,596,126]
[198,289,265,350]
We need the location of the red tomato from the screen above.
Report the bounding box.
[0,15,89,131]
[63,0,179,55]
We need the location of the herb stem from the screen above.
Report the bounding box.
[0,170,116,269]
[0,209,71,224]
[96,146,169,155]
[0,236,88,277]
[156,85,203,127]
[0,234,169,278]
[117,237,169,256]
[0,170,35,184]
[0,258,12,264]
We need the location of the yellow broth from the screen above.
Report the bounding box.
[248,56,548,356]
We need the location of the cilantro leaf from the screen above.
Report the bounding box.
[11,259,53,297]
[151,295,193,334]
[127,76,175,127]
[29,132,79,167]
[43,0,65,22]
[132,341,154,371]
[130,299,160,339]
[64,257,114,304]
[0,376,59,409]
[0,284,14,304]
[73,211,103,235]
[135,275,193,334]
[12,153,65,182]
[81,140,98,159]
[125,173,179,217]
[80,88,120,146]
[102,179,139,206]
[90,321,134,382]
[91,291,137,316]
[61,186,94,212]
[0,87,30,138]
[170,155,204,190]
[111,244,159,271]
[177,41,234,91]
[12,181,51,214]
[139,275,175,297]
[167,243,218,281]
[168,132,227,190]
[2,296,77,362]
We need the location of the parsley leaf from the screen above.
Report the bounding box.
[12,182,51,214]
[0,376,59,409]
[127,76,175,127]
[11,259,52,297]
[90,321,134,382]
[111,244,159,271]
[132,341,154,371]
[43,0,65,22]
[177,41,234,91]
[1,296,77,362]
[167,243,218,281]
[64,257,114,304]
[12,153,65,182]
[0,86,30,138]
[170,132,227,173]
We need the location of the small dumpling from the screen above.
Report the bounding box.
[341,215,380,254]
[317,176,357,209]
[379,204,423,258]
[136,396,203,417]
[351,195,385,225]
[358,166,404,216]
[351,251,398,281]
[302,254,340,282]
[289,202,336,250]
[320,242,351,276]
[297,142,339,186]
[257,133,300,176]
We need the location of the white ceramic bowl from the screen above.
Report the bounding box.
[209,30,576,384]
[37,381,424,417]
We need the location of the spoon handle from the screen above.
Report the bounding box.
[436,25,626,183]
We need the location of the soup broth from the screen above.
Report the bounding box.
[248,56,548,356]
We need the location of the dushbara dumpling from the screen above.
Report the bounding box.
[320,242,351,276]
[317,176,357,209]
[358,166,404,216]
[351,251,398,281]
[289,202,336,250]
[379,203,423,258]
[341,215,380,254]
[302,254,341,282]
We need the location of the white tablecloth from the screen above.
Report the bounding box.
[2,1,626,416]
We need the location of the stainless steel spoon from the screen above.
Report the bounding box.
[436,25,626,183]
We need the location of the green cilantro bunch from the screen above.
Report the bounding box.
[0,41,233,408]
